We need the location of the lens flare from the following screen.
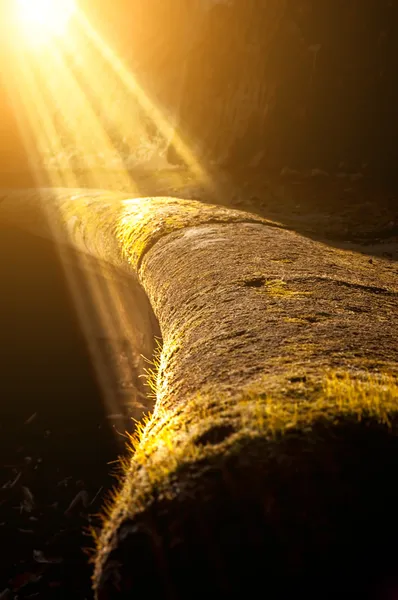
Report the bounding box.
[15,0,77,43]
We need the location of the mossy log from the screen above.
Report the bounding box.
[95,197,398,599]
[1,190,398,598]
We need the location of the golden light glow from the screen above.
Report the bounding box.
[5,2,213,433]
[15,0,77,43]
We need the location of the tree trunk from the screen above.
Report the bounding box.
[91,196,398,599]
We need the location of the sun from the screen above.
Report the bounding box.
[15,0,77,43]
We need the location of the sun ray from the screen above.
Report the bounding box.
[9,45,136,424]
[75,11,213,188]
[5,1,213,435]
[9,47,128,414]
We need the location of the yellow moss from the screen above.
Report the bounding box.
[261,279,312,299]
[243,371,398,432]
[116,197,269,271]
[111,370,398,504]
[94,369,398,563]
[141,336,163,400]
[283,317,308,324]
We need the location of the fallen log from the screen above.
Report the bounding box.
[1,191,397,598]
[94,197,398,599]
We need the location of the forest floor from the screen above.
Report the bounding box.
[0,166,397,599]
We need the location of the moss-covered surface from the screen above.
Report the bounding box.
[2,190,397,598]
[94,372,398,599]
[117,196,278,271]
[137,221,397,410]
[93,200,398,599]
